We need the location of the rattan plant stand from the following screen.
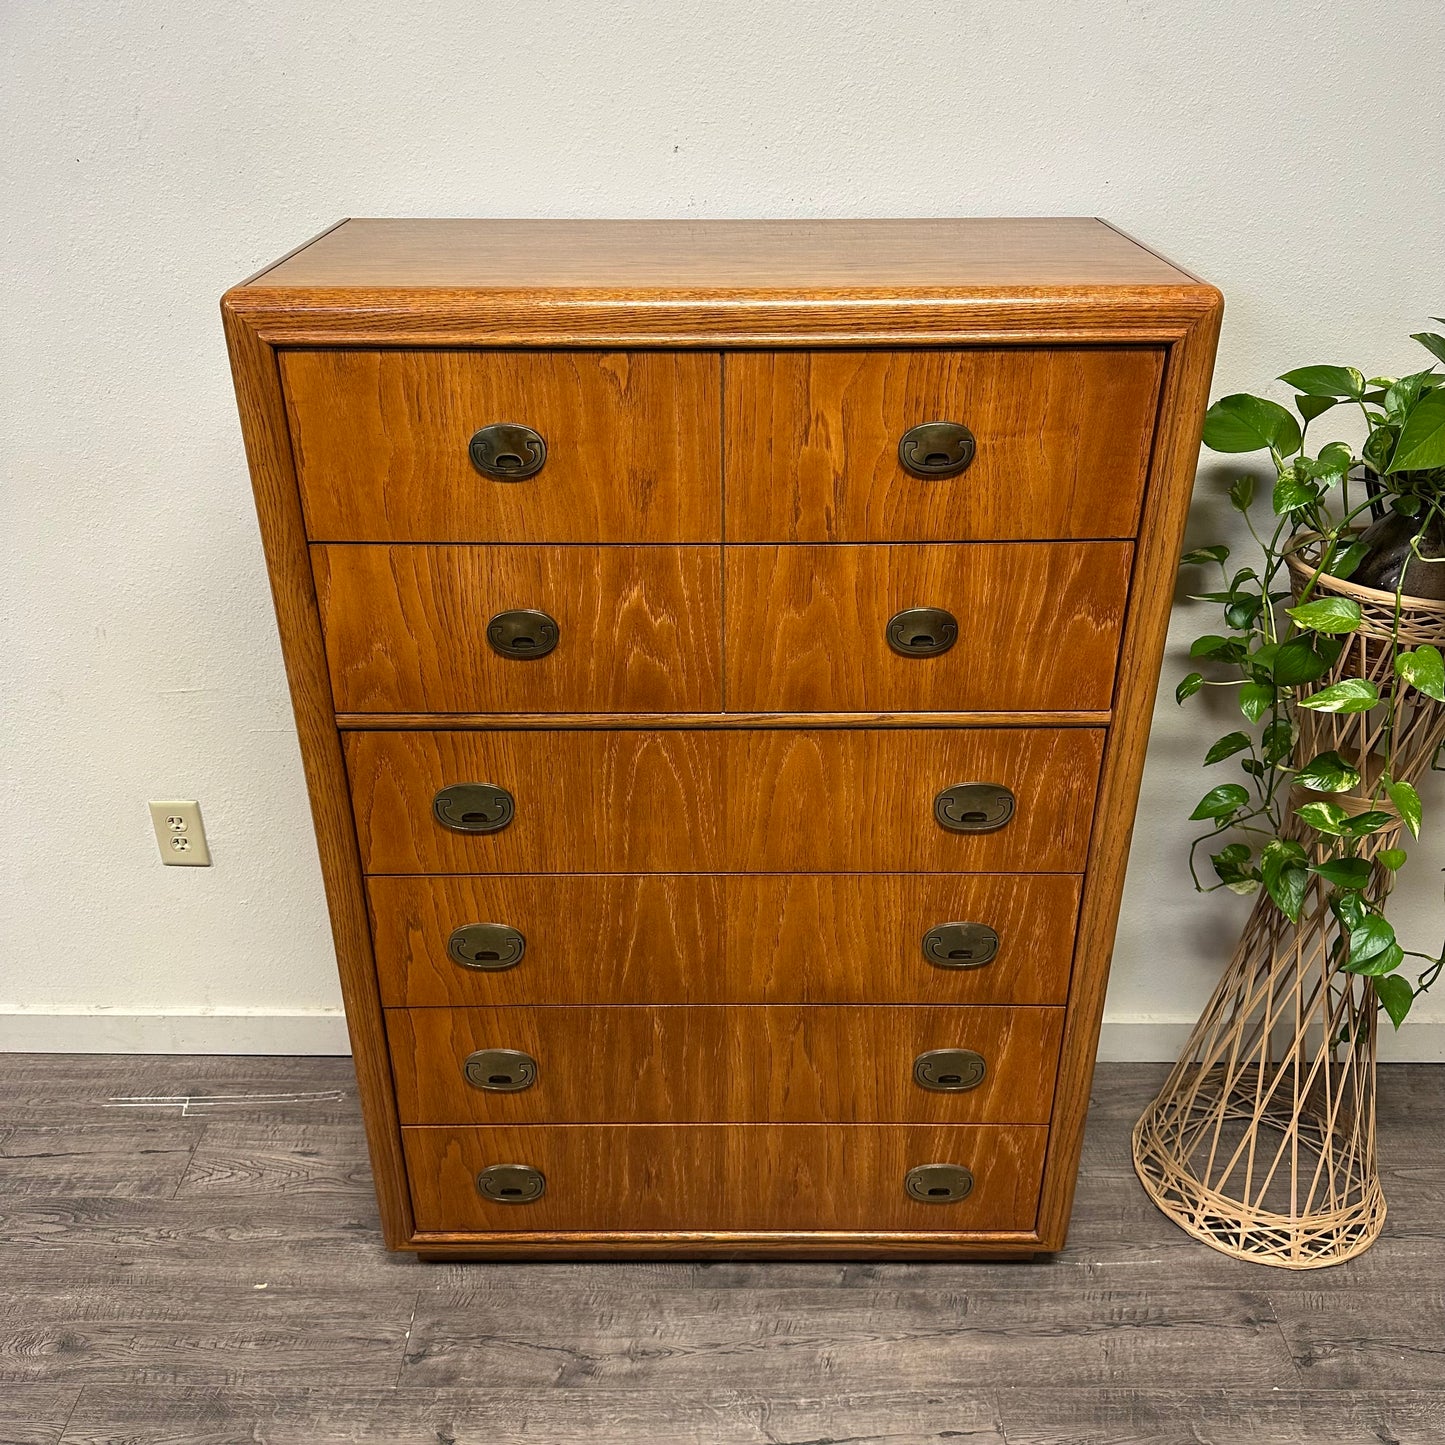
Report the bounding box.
[1133,557,1445,1268]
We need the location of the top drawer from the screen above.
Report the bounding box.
[281,350,721,542]
[724,349,1163,541]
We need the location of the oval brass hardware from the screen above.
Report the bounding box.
[477,1162,546,1203]
[447,922,526,971]
[922,921,1000,969]
[934,782,1015,834]
[886,606,958,658]
[487,608,559,660]
[898,421,976,479]
[904,1162,975,1203]
[913,1048,987,1092]
[469,423,547,481]
[463,1048,537,1092]
[432,782,515,834]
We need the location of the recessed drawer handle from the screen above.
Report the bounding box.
[447,922,526,971]
[904,1162,975,1203]
[934,783,1015,833]
[887,606,958,657]
[432,783,515,834]
[477,1163,546,1203]
[898,421,976,479]
[488,608,560,659]
[913,1047,987,1092]
[922,922,1000,969]
[463,1048,537,1092]
[469,423,547,480]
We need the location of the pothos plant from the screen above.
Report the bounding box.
[1177,322,1445,1028]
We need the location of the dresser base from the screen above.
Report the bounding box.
[411,1232,1048,1261]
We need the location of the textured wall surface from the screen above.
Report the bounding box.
[3,1,1443,1054]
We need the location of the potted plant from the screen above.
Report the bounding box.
[1132,322,1445,1268]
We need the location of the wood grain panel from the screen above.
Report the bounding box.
[282,350,720,543]
[404,1123,1047,1233]
[724,349,1163,542]
[388,1005,1062,1125]
[369,873,1080,1007]
[345,728,1103,874]
[725,543,1130,712]
[313,545,722,713]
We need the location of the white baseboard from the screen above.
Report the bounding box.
[0,1007,351,1055]
[2,1007,1442,1062]
[1097,1016,1445,1064]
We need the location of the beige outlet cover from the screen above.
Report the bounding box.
[148,800,212,866]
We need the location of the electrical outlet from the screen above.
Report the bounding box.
[148,800,212,866]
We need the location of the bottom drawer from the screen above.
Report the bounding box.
[403,1124,1047,1234]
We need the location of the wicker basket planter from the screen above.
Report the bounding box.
[1132,555,1445,1268]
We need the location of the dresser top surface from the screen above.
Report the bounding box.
[240,217,1203,294]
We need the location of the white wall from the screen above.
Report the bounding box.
[3,1,1443,1057]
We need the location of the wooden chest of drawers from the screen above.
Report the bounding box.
[223,218,1221,1259]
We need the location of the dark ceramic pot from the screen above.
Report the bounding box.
[1350,507,1445,601]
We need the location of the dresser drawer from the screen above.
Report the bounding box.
[389,1004,1062,1125]
[282,350,721,543]
[725,543,1130,712]
[724,349,1163,542]
[369,872,1081,1007]
[314,545,722,713]
[345,728,1103,874]
[404,1122,1048,1233]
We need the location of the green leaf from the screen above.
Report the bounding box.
[1310,857,1371,889]
[1286,596,1363,634]
[1385,369,1437,422]
[1278,365,1365,399]
[1297,800,1350,835]
[1412,332,1445,368]
[1210,841,1259,894]
[1316,440,1355,475]
[1262,717,1294,764]
[1261,838,1309,922]
[1387,778,1422,837]
[1347,913,1397,969]
[1345,810,1397,838]
[1325,540,1370,580]
[1295,395,1337,423]
[1191,634,1243,660]
[1396,645,1445,702]
[1395,493,1423,517]
[1190,783,1250,821]
[1298,678,1380,713]
[1374,973,1414,1028]
[1204,731,1253,765]
[1378,847,1408,870]
[1272,475,1317,515]
[1271,639,1330,685]
[1203,394,1303,457]
[1332,891,1367,930]
[1386,388,1445,473]
[1363,425,1396,474]
[1176,671,1204,704]
[1225,594,1263,630]
[1180,544,1230,566]
[1229,475,1256,512]
[1239,681,1275,722]
[1295,750,1362,794]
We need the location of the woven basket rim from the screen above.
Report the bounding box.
[1285,541,1445,616]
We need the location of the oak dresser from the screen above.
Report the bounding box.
[223,218,1221,1259]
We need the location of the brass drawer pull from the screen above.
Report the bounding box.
[432,783,514,834]
[447,922,526,971]
[904,1162,975,1203]
[488,608,560,659]
[477,1163,546,1203]
[463,1048,537,1092]
[913,1048,987,1092]
[922,921,1000,969]
[898,421,976,479]
[469,423,546,480]
[934,782,1015,833]
[886,606,958,658]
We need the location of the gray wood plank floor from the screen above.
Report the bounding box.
[1,1054,1441,1443]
